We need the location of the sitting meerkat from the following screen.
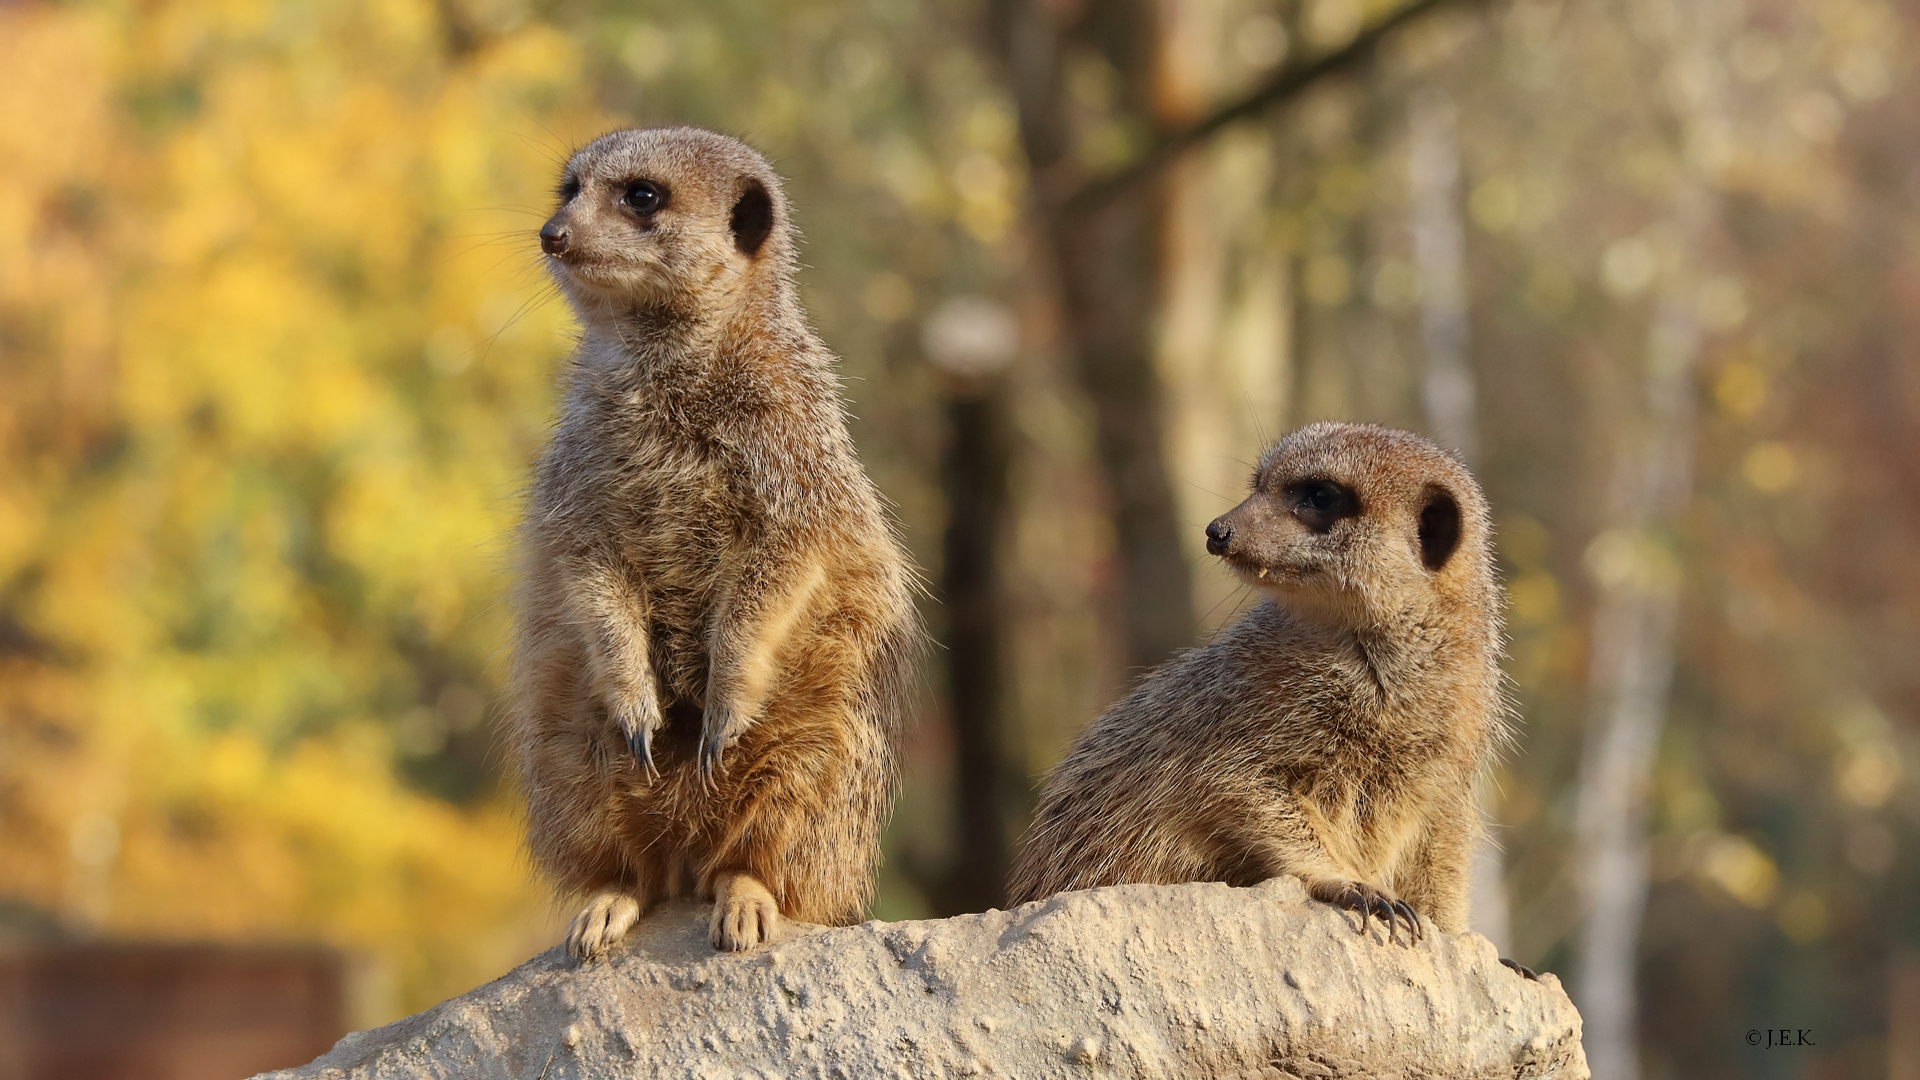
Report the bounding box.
[1007,423,1506,943]
[510,127,922,957]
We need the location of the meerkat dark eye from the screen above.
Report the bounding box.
[730,178,774,257]
[1288,480,1358,533]
[1417,486,1462,572]
[623,179,667,215]
[558,175,581,203]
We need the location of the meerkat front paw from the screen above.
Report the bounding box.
[1308,878,1423,946]
[709,872,780,951]
[566,889,642,961]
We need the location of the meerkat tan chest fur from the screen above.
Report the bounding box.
[510,127,922,957]
[1007,423,1506,941]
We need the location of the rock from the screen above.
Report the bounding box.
[258,877,1587,1079]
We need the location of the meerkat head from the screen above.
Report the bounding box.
[1205,423,1495,628]
[539,127,791,320]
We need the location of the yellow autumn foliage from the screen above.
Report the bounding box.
[0,0,617,1016]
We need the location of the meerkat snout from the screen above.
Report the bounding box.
[1204,518,1232,555]
[1207,477,1360,590]
[539,221,570,256]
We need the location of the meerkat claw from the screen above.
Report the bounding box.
[1313,880,1414,945]
[615,698,663,780]
[1377,895,1404,945]
[697,702,742,787]
[1391,899,1423,945]
[1322,882,1368,937]
[697,732,726,787]
[709,872,780,951]
[625,727,659,781]
[1500,958,1539,980]
[1350,885,1376,938]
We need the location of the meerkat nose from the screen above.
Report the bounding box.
[540,222,572,256]
[1205,519,1233,556]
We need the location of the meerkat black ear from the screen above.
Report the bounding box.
[1418,486,1462,572]
[730,179,774,257]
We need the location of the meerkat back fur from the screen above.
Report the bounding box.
[1007,423,1506,941]
[510,127,922,957]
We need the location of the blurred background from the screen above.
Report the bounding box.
[1,0,1916,1076]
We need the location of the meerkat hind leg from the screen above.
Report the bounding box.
[709,871,780,951]
[566,888,642,961]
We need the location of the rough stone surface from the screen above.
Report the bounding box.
[259,877,1587,1079]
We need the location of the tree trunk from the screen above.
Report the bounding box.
[1574,281,1700,1080]
[937,387,1018,914]
[990,0,1195,675]
[1409,90,1478,465]
[1050,197,1197,672]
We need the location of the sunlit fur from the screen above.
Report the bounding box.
[509,128,923,956]
[1008,424,1508,936]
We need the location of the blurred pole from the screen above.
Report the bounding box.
[1572,3,1727,1075]
[924,298,1021,915]
[1408,89,1506,954]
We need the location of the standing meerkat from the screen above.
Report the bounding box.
[510,127,922,958]
[1007,423,1506,942]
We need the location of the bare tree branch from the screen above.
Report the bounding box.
[1064,0,1462,215]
